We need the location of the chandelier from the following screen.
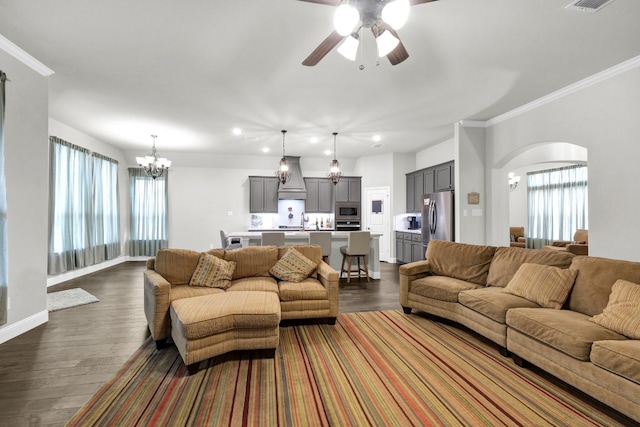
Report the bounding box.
[275,130,291,184]
[136,135,171,179]
[328,132,342,185]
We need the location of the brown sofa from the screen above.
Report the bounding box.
[144,244,339,350]
[509,226,526,248]
[544,228,589,255]
[399,240,640,422]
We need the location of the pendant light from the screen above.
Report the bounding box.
[136,134,171,179]
[275,130,291,184]
[328,132,342,185]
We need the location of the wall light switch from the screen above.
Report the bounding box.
[463,210,468,217]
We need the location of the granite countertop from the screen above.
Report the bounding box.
[396,229,422,234]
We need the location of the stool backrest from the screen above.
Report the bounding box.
[309,232,332,257]
[347,231,370,255]
[262,232,285,246]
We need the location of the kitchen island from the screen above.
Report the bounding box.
[227,231,381,280]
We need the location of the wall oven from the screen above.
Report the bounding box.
[336,220,360,231]
[335,202,360,221]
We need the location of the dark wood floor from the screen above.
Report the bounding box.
[0,261,403,426]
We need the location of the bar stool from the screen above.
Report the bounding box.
[261,232,284,246]
[220,230,242,249]
[309,231,332,263]
[339,231,371,284]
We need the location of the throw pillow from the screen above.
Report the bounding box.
[502,263,577,309]
[270,248,318,283]
[189,253,236,289]
[590,279,640,339]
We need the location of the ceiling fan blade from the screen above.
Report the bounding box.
[302,31,345,66]
[375,23,409,66]
[410,0,438,5]
[296,0,342,5]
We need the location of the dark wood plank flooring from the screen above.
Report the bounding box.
[0,261,402,426]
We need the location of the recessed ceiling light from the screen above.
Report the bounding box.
[262,147,270,153]
[372,135,382,142]
[310,137,319,143]
[324,149,332,156]
[232,128,242,136]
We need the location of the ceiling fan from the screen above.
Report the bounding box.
[300,0,437,66]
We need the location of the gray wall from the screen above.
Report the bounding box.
[485,64,640,261]
[0,49,49,342]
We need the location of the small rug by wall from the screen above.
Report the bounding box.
[47,288,99,312]
[66,310,627,426]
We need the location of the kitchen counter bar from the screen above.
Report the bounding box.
[227,231,381,280]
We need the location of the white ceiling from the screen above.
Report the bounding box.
[1,0,639,160]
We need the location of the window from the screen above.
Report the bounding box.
[129,168,168,256]
[527,164,588,248]
[48,137,120,274]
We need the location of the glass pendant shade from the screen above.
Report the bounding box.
[137,135,171,179]
[376,30,400,57]
[381,0,410,30]
[327,132,342,185]
[275,130,291,184]
[334,4,360,36]
[337,34,359,61]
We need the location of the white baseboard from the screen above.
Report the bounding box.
[0,310,48,345]
[46,256,148,287]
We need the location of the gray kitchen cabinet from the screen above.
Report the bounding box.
[395,232,404,264]
[249,176,278,213]
[405,174,415,213]
[396,231,424,263]
[423,169,434,195]
[413,171,424,213]
[304,178,334,213]
[335,177,361,203]
[434,162,454,192]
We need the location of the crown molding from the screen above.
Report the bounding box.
[486,54,640,127]
[0,34,54,76]
[460,55,640,129]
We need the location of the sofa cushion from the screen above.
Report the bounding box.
[278,244,323,279]
[590,279,640,339]
[502,263,577,309]
[189,253,236,289]
[227,277,279,293]
[154,248,202,285]
[426,240,496,286]
[411,275,482,303]
[486,246,574,288]
[506,308,626,361]
[270,247,318,282]
[224,246,279,280]
[567,256,640,316]
[170,284,225,302]
[591,340,640,385]
[279,278,328,301]
[459,287,540,324]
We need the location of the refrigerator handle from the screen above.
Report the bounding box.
[430,201,437,234]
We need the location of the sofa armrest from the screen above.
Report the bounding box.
[399,260,431,307]
[549,240,570,247]
[143,269,172,341]
[316,261,340,317]
[566,244,588,256]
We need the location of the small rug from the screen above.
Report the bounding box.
[47,288,99,312]
[66,310,628,426]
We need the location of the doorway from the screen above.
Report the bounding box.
[363,186,391,262]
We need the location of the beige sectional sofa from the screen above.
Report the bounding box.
[399,240,640,422]
[144,244,339,371]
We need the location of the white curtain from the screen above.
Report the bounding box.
[129,168,168,256]
[48,138,121,274]
[0,71,7,325]
[527,165,588,249]
[92,154,120,263]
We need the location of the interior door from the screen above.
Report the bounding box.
[364,187,390,262]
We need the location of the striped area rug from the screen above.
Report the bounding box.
[67,311,626,426]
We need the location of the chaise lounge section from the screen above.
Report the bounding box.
[399,239,640,422]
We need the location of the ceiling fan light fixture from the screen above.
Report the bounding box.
[334,4,360,36]
[337,33,360,61]
[381,0,410,30]
[376,30,399,57]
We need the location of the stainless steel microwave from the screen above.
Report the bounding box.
[335,202,360,221]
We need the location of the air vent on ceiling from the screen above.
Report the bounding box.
[565,0,615,12]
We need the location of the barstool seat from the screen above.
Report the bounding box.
[339,231,370,284]
[309,231,332,263]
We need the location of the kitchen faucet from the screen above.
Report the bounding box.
[301,212,305,229]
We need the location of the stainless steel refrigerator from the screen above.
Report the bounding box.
[421,191,454,255]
